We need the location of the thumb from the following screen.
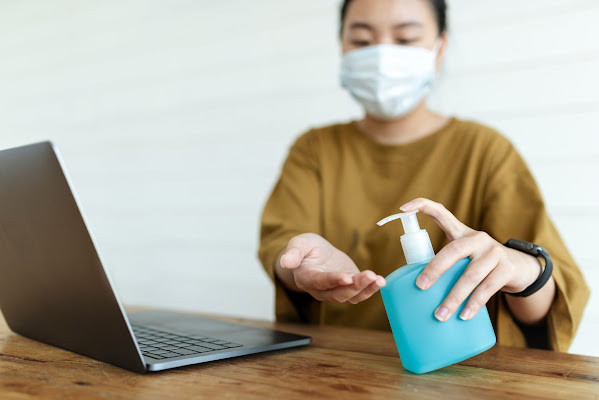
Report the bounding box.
[281,235,313,269]
[280,247,303,269]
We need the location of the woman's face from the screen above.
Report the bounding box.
[341,0,446,65]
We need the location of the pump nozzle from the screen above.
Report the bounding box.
[377,210,421,235]
[377,210,435,265]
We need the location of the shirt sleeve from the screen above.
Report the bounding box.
[258,130,323,324]
[479,134,590,351]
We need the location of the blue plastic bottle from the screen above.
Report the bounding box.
[377,210,496,374]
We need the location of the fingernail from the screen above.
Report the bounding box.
[460,308,472,320]
[377,276,386,287]
[435,306,448,322]
[279,255,287,269]
[366,271,376,280]
[400,202,414,212]
[341,275,352,285]
[416,274,429,290]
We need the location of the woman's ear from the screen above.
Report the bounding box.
[435,32,449,70]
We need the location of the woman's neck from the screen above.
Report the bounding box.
[355,102,450,146]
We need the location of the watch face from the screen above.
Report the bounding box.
[506,239,536,254]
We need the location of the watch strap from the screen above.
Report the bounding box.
[504,238,553,297]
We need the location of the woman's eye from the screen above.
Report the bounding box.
[351,40,371,47]
[397,38,417,45]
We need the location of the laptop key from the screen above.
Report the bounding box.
[162,346,182,351]
[172,349,197,356]
[195,342,227,350]
[145,353,165,359]
[211,340,233,345]
[187,346,213,353]
[160,351,182,358]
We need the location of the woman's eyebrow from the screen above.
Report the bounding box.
[349,21,374,31]
[393,21,422,29]
[349,20,422,31]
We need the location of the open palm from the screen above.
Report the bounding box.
[280,233,386,304]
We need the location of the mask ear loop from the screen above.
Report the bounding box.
[431,38,442,56]
[427,38,443,91]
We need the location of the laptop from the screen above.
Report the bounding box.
[0,141,311,373]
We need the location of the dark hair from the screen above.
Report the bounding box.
[339,0,447,36]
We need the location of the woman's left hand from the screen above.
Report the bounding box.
[400,197,542,322]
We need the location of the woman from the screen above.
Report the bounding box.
[258,0,589,351]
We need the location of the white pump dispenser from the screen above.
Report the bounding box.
[377,210,435,265]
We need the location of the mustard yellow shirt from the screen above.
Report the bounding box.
[258,117,590,351]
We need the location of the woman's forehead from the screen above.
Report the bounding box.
[344,0,436,29]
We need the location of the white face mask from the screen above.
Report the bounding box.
[340,42,440,121]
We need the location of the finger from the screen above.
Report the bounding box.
[280,247,303,269]
[351,270,378,289]
[416,232,492,290]
[459,266,509,321]
[348,276,387,304]
[296,269,353,291]
[312,270,378,302]
[281,235,313,269]
[400,197,473,241]
[434,251,499,322]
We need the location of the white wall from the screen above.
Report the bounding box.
[0,0,596,356]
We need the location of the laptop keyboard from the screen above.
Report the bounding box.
[132,324,243,360]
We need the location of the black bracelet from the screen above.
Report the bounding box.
[503,238,553,297]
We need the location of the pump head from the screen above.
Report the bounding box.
[377,210,421,234]
[377,209,435,265]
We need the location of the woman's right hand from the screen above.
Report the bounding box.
[277,233,386,304]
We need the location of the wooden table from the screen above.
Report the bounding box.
[0,309,597,399]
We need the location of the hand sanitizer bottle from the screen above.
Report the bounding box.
[377,210,496,374]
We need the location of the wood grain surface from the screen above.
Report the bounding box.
[0,309,597,399]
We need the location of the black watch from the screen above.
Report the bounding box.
[503,238,553,297]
